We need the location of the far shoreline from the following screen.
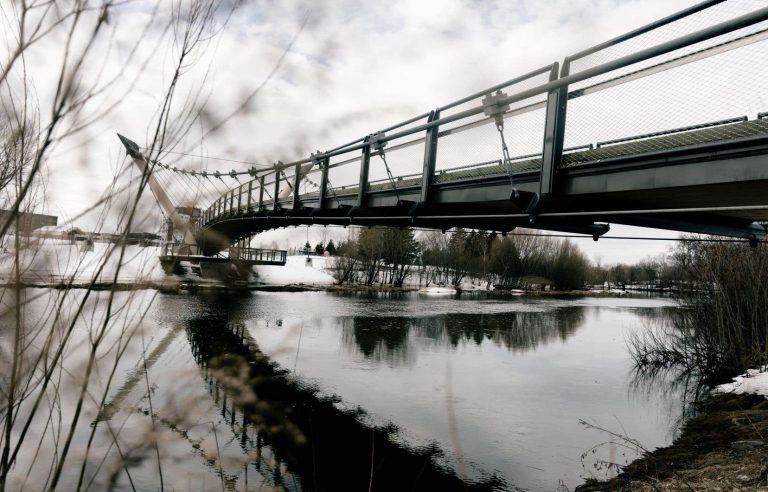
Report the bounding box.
[0,280,672,297]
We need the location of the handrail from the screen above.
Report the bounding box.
[565,0,725,63]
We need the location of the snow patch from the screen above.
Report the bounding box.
[0,239,334,286]
[0,240,165,283]
[713,366,768,398]
[418,286,457,296]
[254,255,334,285]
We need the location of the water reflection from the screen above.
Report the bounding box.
[342,307,586,365]
[183,294,506,491]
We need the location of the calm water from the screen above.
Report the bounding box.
[5,290,687,491]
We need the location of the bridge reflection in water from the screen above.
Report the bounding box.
[87,291,690,491]
[183,294,507,491]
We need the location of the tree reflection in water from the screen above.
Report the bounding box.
[623,305,714,441]
[342,307,586,365]
[184,293,507,491]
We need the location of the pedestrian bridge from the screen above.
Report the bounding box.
[121,1,768,255]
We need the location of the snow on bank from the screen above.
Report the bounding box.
[254,255,334,285]
[0,239,165,283]
[713,367,768,398]
[0,237,336,286]
[417,286,456,295]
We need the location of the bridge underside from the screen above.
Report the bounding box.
[198,123,768,255]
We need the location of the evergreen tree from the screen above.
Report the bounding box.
[326,239,337,255]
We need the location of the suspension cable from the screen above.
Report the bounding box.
[483,90,518,199]
[326,178,341,206]
[378,150,400,202]
[495,123,515,192]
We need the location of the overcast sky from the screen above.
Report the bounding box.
[13,0,759,264]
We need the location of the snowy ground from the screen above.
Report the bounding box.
[0,236,512,289]
[714,367,768,398]
[0,238,335,286]
[0,239,165,284]
[255,255,334,285]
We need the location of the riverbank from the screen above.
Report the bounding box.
[576,393,768,491]
[0,279,662,298]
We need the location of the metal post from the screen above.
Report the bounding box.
[229,190,234,212]
[238,184,242,211]
[258,176,265,209]
[357,138,371,207]
[273,170,280,211]
[420,110,440,203]
[539,62,568,197]
[293,162,302,210]
[318,157,329,209]
[247,180,253,210]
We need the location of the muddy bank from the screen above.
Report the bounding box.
[577,393,768,491]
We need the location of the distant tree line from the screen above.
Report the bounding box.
[586,255,679,289]
[327,227,592,290]
[324,227,761,294]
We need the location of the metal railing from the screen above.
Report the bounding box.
[197,1,768,231]
[228,247,287,264]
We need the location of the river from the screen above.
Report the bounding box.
[2,289,688,491]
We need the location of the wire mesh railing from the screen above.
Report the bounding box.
[562,0,768,166]
[228,247,286,264]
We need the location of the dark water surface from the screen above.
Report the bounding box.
[7,290,685,491]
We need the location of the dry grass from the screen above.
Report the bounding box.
[577,394,768,491]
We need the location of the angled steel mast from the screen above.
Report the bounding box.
[117,134,198,253]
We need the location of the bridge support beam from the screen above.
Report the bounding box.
[293,162,302,210]
[357,139,371,207]
[539,62,568,199]
[318,155,329,210]
[258,176,264,210]
[420,110,440,203]
[273,170,280,211]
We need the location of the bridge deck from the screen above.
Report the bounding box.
[258,117,768,207]
[193,113,768,256]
